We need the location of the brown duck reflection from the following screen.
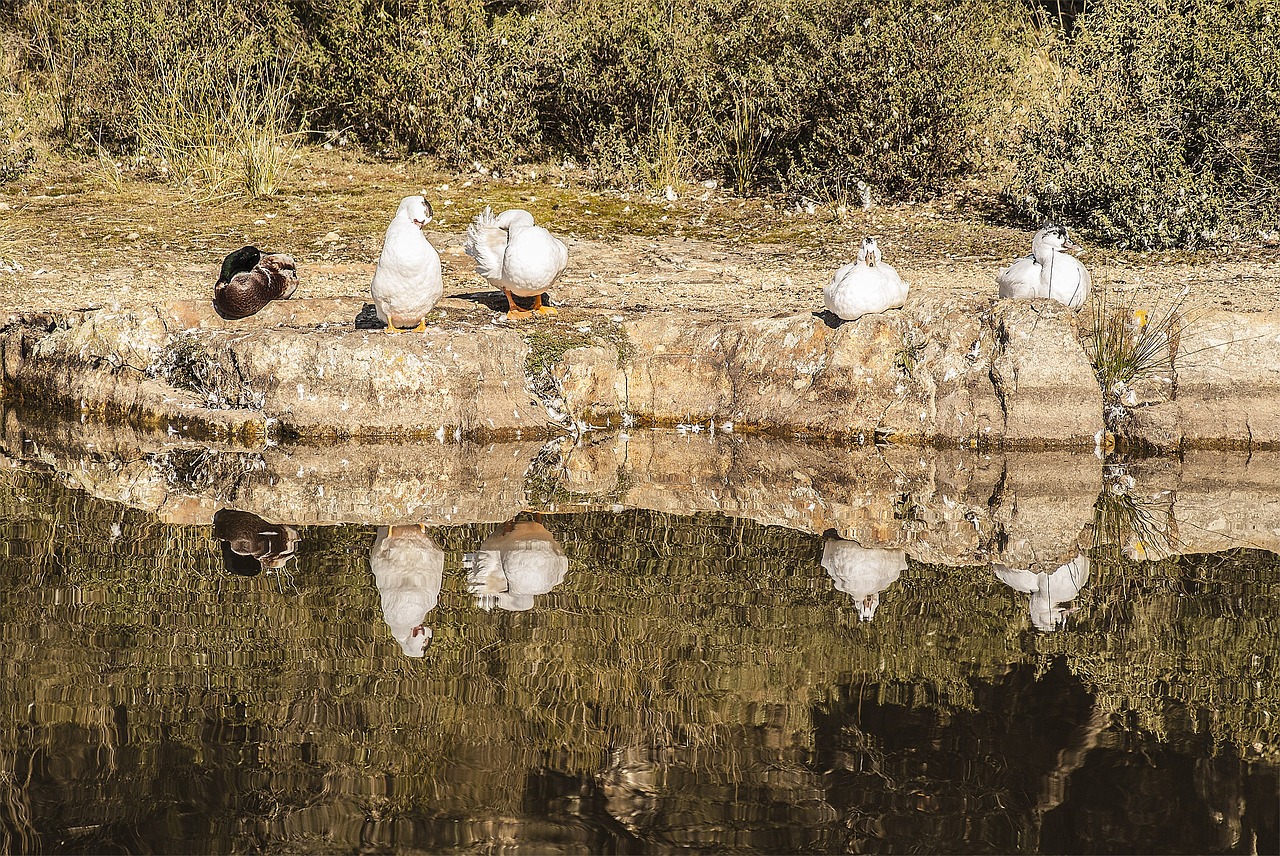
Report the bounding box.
[370,525,444,658]
[820,537,907,621]
[465,516,568,612]
[992,555,1091,632]
[212,508,300,576]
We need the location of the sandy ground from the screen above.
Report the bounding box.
[2,149,1278,320]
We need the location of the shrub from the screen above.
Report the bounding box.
[1012,0,1280,248]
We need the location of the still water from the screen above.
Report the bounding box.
[0,427,1277,854]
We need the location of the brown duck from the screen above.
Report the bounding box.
[212,508,300,576]
[213,245,298,319]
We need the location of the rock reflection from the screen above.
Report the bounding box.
[992,555,1091,631]
[211,508,300,576]
[820,537,907,621]
[370,524,444,657]
[465,517,568,612]
[599,745,661,836]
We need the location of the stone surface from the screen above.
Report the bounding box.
[1120,311,1280,450]
[8,296,1279,448]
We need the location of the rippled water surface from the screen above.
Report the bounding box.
[1,425,1277,854]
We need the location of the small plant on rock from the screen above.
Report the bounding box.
[1082,282,1188,428]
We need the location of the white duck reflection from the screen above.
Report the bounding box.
[820,537,907,621]
[465,517,568,612]
[370,524,444,657]
[992,555,1090,631]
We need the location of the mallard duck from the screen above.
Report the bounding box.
[464,517,568,611]
[370,195,444,333]
[823,237,909,322]
[370,524,444,657]
[820,536,907,620]
[212,508,299,576]
[996,225,1092,308]
[992,555,1090,631]
[464,206,567,319]
[213,246,297,320]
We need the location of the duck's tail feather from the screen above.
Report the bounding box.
[464,205,506,281]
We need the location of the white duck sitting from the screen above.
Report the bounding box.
[996,225,1092,308]
[820,537,908,621]
[370,524,444,657]
[464,206,568,319]
[370,195,443,333]
[823,237,909,322]
[464,517,568,611]
[992,555,1090,632]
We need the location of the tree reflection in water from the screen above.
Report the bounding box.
[0,466,1275,854]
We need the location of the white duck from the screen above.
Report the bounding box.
[823,237,909,322]
[992,555,1090,632]
[996,225,1092,308]
[464,517,568,611]
[370,195,443,332]
[464,206,568,319]
[370,524,444,657]
[820,537,907,621]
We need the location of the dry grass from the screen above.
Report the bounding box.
[140,51,298,200]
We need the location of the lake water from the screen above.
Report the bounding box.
[0,415,1276,854]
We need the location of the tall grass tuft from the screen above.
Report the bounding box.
[1082,282,1188,415]
[139,48,297,199]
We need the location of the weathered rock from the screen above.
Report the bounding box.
[987,300,1103,447]
[1123,311,1280,451]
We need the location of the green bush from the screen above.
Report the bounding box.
[1012,0,1280,248]
[4,0,1027,199]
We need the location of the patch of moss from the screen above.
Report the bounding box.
[522,314,633,379]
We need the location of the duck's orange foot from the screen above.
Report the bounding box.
[531,293,557,315]
[506,307,533,321]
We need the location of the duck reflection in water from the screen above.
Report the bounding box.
[992,555,1091,631]
[464,516,568,612]
[820,536,907,621]
[370,524,444,657]
[212,508,300,576]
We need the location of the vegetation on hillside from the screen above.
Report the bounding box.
[0,0,1277,245]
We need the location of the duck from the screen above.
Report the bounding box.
[370,195,444,333]
[369,524,444,657]
[212,508,300,576]
[213,245,298,320]
[823,237,909,322]
[464,517,568,611]
[996,225,1092,308]
[992,555,1090,631]
[464,206,567,319]
[820,537,907,621]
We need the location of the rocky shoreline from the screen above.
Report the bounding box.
[3,295,1278,450]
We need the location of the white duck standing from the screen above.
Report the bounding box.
[465,517,568,611]
[370,195,443,332]
[820,537,907,621]
[370,524,444,657]
[992,555,1091,631]
[823,237,909,322]
[464,206,568,319]
[996,225,1092,308]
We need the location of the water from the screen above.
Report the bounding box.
[0,416,1277,854]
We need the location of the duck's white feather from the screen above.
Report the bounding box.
[820,538,907,621]
[466,520,568,612]
[464,206,567,298]
[823,237,909,321]
[992,555,1090,631]
[996,225,1092,308]
[370,525,444,657]
[371,196,443,329]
